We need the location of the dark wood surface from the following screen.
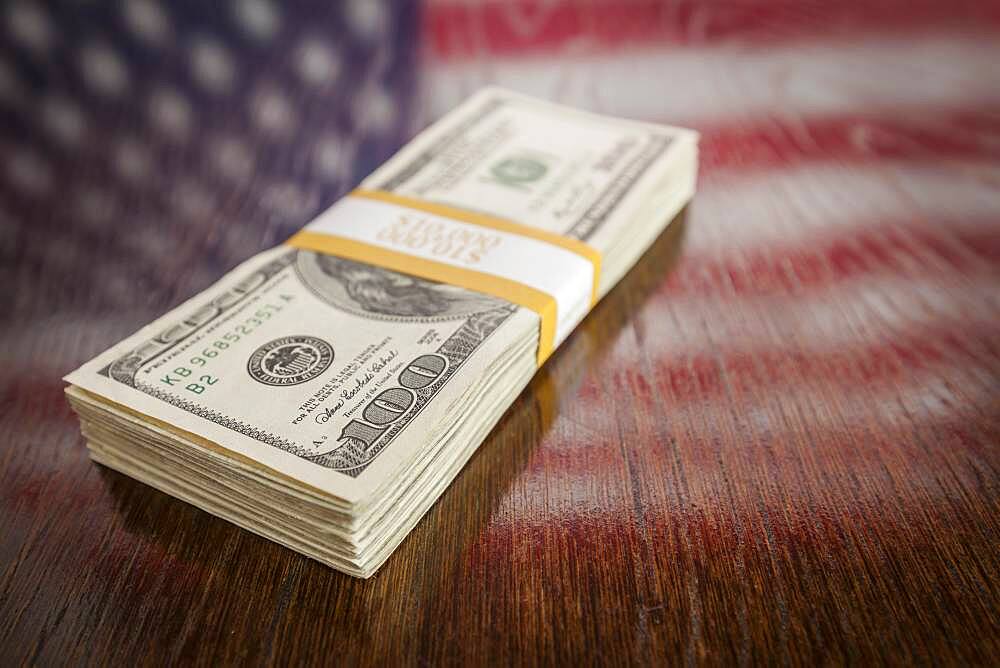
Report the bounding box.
[3,1,999,665]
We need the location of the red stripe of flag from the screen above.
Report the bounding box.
[425,0,1000,59]
[657,218,999,299]
[697,110,1000,177]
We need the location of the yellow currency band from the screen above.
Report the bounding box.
[285,188,603,366]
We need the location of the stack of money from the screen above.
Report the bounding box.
[65,88,698,577]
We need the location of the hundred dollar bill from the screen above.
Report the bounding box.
[65,88,698,574]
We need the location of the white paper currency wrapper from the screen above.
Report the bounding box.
[290,190,601,364]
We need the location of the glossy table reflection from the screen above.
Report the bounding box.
[3,0,999,664]
[5,210,999,664]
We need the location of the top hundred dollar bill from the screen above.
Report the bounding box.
[65,88,699,505]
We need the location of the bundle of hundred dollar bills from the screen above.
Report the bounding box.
[65,88,699,577]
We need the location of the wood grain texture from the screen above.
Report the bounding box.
[3,0,1000,665]
[3,213,999,665]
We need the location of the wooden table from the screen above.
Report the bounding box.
[3,1,998,664]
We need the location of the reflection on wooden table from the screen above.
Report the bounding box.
[2,0,998,664]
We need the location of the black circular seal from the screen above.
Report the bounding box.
[247,335,334,386]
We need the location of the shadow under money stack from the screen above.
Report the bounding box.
[65,88,699,577]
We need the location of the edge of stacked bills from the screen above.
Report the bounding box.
[65,88,699,577]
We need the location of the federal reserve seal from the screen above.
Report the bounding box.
[247,335,334,386]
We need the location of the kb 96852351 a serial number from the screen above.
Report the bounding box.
[157,298,292,396]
